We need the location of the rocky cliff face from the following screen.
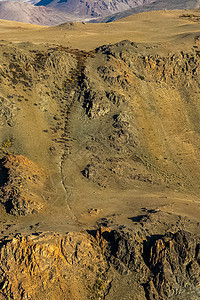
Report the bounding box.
[0,232,110,299]
[95,226,200,299]
[0,225,199,299]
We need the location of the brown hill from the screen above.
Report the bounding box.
[0,10,200,299]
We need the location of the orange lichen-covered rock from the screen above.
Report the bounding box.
[0,155,47,215]
[0,231,110,300]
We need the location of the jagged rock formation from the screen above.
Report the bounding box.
[0,96,16,127]
[0,226,199,299]
[0,231,110,299]
[94,226,200,299]
[147,230,200,299]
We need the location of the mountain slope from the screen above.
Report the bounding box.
[91,0,200,22]
[0,10,200,299]
[36,0,156,18]
[0,1,82,25]
[0,0,40,4]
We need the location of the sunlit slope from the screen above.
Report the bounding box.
[0,10,200,229]
[0,10,200,300]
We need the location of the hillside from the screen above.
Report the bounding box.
[0,10,200,299]
[91,0,200,22]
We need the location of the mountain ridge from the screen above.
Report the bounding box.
[0,0,83,25]
[90,0,200,22]
[35,0,156,18]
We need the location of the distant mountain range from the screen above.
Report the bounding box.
[35,0,155,18]
[0,1,82,26]
[0,0,157,26]
[0,0,39,4]
[0,0,199,26]
[90,0,200,22]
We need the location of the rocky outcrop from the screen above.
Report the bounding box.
[147,230,200,299]
[0,231,110,300]
[97,40,200,86]
[0,96,17,127]
[109,112,138,152]
[0,155,46,215]
[82,89,111,119]
[0,201,198,300]
[94,227,200,299]
[95,226,149,276]
[0,227,199,300]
